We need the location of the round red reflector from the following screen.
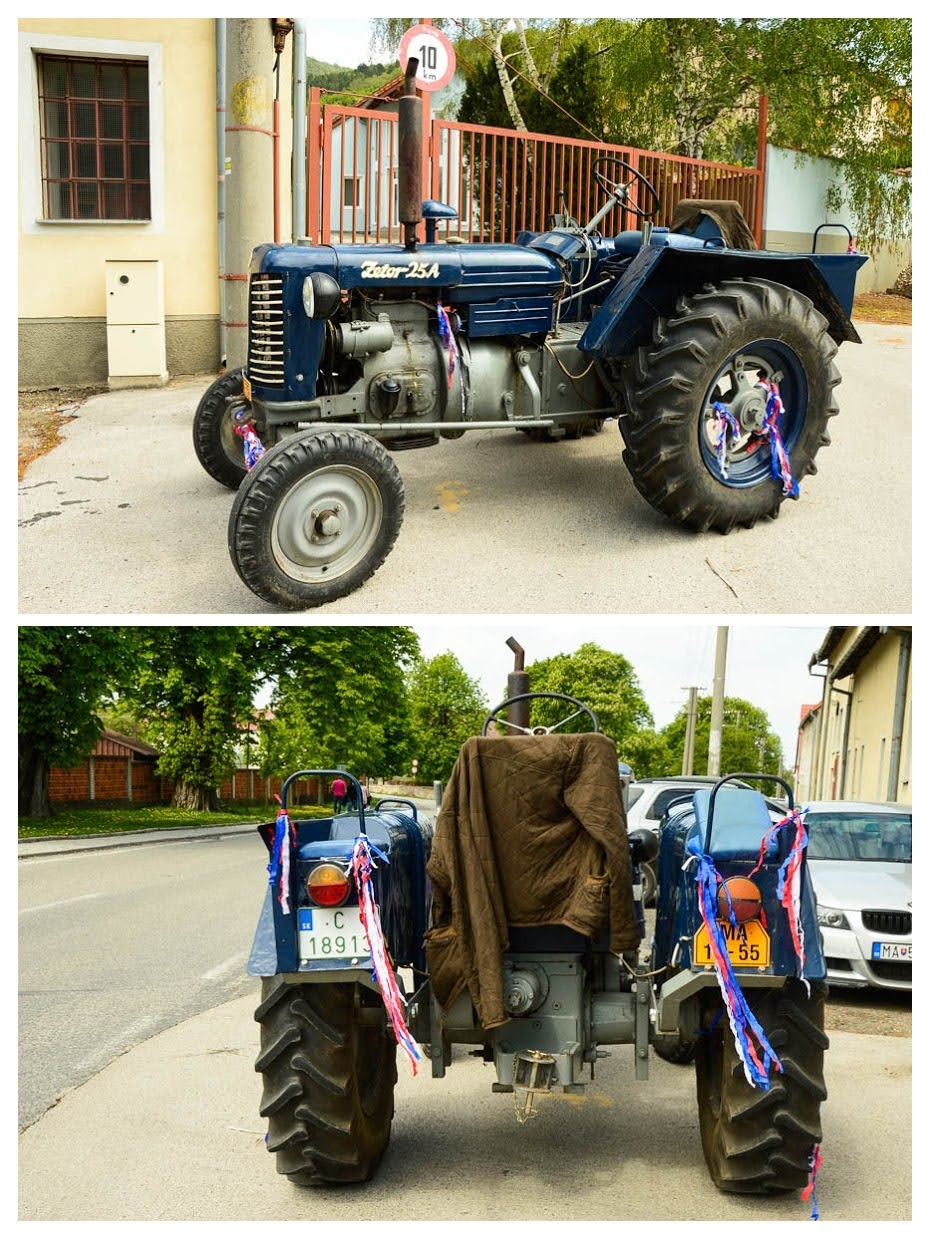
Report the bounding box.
[307,863,350,907]
[717,877,763,923]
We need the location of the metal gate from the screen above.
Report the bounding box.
[307,88,764,248]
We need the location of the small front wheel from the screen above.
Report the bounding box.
[229,428,405,609]
[192,366,251,489]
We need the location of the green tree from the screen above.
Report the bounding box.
[407,652,488,782]
[18,627,140,818]
[127,628,262,812]
[520,643,654,746]
[257,627,420,782]
[661,695,782,777]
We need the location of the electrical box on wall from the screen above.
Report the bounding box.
[105,260,168,388]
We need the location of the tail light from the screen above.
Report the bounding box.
[307,863,351,907]
[717,876,763,923]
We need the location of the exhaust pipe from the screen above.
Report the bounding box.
[506,637,530,731]
[398,57,422,252]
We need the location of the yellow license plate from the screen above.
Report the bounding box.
[694,919,771,968]
[242,375,252,402]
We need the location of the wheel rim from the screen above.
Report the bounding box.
[271,464,383,583]
[699,340,808,488]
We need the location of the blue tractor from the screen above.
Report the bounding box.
[196,59,867,608]
[249,689,827,1196]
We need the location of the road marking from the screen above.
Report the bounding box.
[202,953,247,981]
[19,892,102,915]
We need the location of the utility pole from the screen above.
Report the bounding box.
[707,627,728,778]
[681,686,700,776]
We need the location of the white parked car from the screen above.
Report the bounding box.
[805,801,912,992]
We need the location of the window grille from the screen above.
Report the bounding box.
[37,53,150,221]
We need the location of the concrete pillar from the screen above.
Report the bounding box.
[224,19,293,368]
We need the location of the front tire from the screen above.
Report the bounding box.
[618,279,841,532]
[192,366,251,489]
[228,427,405,609]
[695,979,828,1194]
[255,978,397,1187]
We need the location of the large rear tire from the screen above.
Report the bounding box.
[192,367,251,489]
[695,979,828,1194]
[617,279,841,532]
[229,427,405,609]
[255,978,397,1187]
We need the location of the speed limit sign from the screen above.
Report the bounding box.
[398,23,456,92]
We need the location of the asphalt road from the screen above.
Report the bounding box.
[18,322,910,615]
[18,829,912,1221]
[18,831,262,1130]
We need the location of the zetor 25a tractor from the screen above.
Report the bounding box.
[249,690,828,1203]
[194,59,867,610]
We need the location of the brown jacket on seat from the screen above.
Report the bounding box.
[425,732,640,1029]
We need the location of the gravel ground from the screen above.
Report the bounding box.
[824,984,911,1037]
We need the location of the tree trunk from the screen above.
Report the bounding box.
[490,28,527,131]
[19,743,52,818]
[171,780,220,812]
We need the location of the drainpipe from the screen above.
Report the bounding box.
[887,629,912,801]
[292,19,307,240]
[807,657,828,801]
[830,684,854,799]
[816,670,835,801]
[215,18,227,368]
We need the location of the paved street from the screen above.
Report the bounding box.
[18,322,910,615]
[18,828,912,1221]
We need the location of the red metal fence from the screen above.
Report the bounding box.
[308,90,764,248]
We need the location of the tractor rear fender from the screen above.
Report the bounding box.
[580,243,865,360]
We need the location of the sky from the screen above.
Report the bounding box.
[413,620,828,767]
[304,18,391,67]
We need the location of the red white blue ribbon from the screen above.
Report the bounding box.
[350,835,423,1074]
[749,806,810,979]
[712,400,742,478]
[755,379,799,497]
[235,421,266,471]
[801,1143,823,1219]
[268,802,296,915]
[686,838,783,1089]
[436,303,457,389]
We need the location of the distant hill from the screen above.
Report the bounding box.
[306,57,398,100]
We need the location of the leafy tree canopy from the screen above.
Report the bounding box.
[256,627,420,779]
[407,652,488,783]
[394,16,910,246]
[520,643,653,745]
[18,627,140,817]
[661,694,783,778]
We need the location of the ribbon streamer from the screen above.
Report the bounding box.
[756,379,799,497]
[749,806,810,976]
[436,303,457,389]
[350,835,423,1074]
[267,803,296,915]
[686,839,783,1089]
[712,400,742,478]
[801,1143,823,1220]
[235,420,266,471]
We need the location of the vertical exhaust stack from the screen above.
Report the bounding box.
[506,637,530,732]
[398,57,422,252]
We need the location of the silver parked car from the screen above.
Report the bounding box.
[805,801,912,991]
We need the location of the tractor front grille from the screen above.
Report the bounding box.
[248,274,285,387]
[862,909,911,936]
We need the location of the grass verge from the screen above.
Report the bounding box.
[18,803,333,839]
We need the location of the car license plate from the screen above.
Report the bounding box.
[694,919,771,968]
[298,906,369,961]
[242,375,252,402]
[872,941,912,961]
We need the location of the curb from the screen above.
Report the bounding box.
[18,821,260,859]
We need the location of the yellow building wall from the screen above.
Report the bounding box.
[848,638,911,804]
[18,18,218,320]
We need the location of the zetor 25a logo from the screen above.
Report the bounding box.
[360,259,441,280]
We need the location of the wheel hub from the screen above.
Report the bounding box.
[311,507,342,541]
[271,465,383,584]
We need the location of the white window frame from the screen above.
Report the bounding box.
[19,30,165,234]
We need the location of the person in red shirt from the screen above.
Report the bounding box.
[331,775,348,813]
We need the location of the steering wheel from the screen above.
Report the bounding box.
[482,692,600,737]
[592,156,660,220]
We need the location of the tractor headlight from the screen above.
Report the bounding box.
[816,904,850,931]
[302,272,342,320]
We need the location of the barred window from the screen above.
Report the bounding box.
[37,54,150,221]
